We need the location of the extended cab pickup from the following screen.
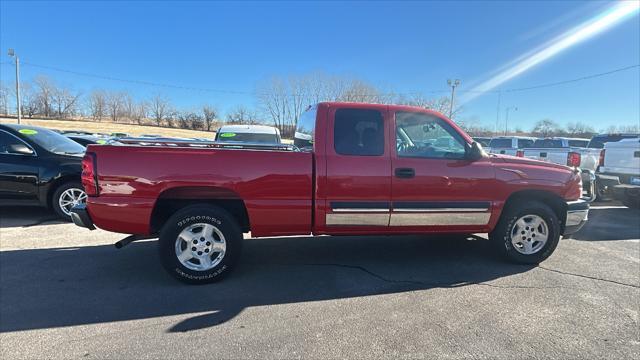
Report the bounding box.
[72,102,589,284]
[519,137,600,201]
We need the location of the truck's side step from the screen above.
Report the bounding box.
[115,234,157,249]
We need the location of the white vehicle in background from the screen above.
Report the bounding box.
[519,137,600,201]
[597,138,640,209]
[214,125,282,144]
[486,136,536,155]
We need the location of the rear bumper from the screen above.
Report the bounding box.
[596,173,621,188]
[70,204,95,230]
[563,200,589,236]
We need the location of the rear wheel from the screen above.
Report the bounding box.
[159,205,242,284]
[489,201,561,264]
[52,181,87,220]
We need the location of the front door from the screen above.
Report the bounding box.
[323,105,392,229]
[0,130,40,203]
[390,110,496,230]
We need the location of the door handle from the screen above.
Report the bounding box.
[395,168,415,178]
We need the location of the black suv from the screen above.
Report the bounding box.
[0,124,87,219]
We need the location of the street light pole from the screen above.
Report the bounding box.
[447,79,460,119]
[505,106,517,135]
[8,49,21,124]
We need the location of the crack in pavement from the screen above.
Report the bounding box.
[259,262,639,290]
[286,263,572,290]
[537,265,640,289]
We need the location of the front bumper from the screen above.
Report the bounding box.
[563,200,589,236]
[70,204,95,230]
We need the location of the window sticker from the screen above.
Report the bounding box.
[220,133,236,138]
[18,129,38,135]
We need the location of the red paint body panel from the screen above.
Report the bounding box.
[85,102,582,237]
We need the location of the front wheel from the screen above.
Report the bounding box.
[489,201,561,264]
[159,205,243,284]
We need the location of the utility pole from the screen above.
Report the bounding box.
[7,49,21,124]
[495,90,502,136]
[447,79,460,119]
[505,106,517,135]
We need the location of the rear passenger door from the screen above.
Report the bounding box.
[323,106,392,228]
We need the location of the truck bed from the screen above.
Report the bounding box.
[86,144,313,236]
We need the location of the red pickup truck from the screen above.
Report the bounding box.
[71,102,589,284]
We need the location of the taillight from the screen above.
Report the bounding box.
[81,152,99,196]
[599,149,605,167]
[567,151,581,167]
[515,150,524,157]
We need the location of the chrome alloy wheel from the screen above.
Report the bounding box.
[174,223,226,271]
[58,188,87,216]
[510,214,549,255]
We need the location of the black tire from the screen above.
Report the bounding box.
[51,181,86,221]
[159,205,243,284]
[489,200,561,264]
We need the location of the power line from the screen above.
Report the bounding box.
[504,64,639,92]
[8,60,640,97]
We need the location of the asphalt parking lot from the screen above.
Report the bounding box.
[1,203,638,359]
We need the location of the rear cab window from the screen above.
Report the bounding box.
[333,108,384,156]
[517,139,534,148]
[294,105,317,151]
[533,139,563,148]
[568,140,589,147]
[489,138,513,148]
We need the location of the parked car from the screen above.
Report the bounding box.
[597,138,640,208]
[214,125,282,144]
[0,124,87,219]
[486,136,536,155]
[472,137,492,147]
[71,102,588,284]
[519,137,600,201]
[64,133,111,146]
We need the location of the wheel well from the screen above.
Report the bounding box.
[47,175,81,208]
[150,186,250,233]
[503,190,567,227]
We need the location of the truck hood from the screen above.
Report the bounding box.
[489,153,570,171]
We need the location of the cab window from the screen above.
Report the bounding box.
[395,112,466,159]
[334,108,384,156]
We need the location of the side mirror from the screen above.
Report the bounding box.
[8,144,34,155]
[465,141,485,161]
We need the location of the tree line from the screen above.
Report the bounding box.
[0,73,637,137]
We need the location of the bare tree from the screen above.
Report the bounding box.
[532,119,564,137]
[33,76,56,117]
[202,105,218,131]
[226,106,260,124]
[52,86,81,118]
[88,90,107,121]
[566,121,596,138]
[0,81,8,115]
[133,101,147,124]
[149,94,170,126]
[106,92,125,122]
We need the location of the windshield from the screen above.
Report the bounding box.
[216,132,279,144]
[13,126,86,155]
